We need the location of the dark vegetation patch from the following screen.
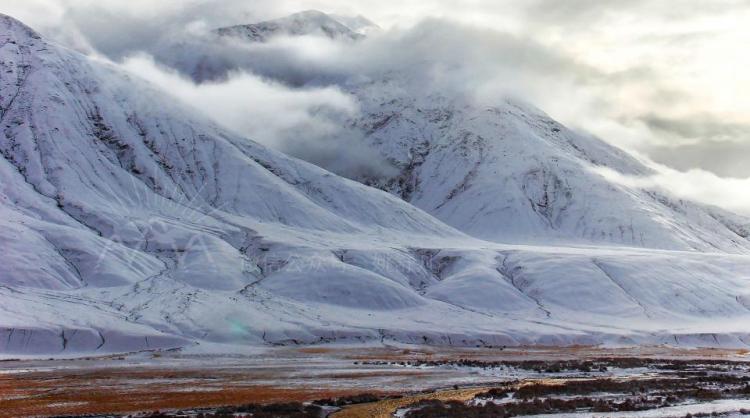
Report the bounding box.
[134,393,395,417]
[139,402,323,418]
[404,396,666,418]
[684,409,750,418]
[312,392,401,406]
[404,372,750,418]
[360,357,750,374]
[505,374,750,399]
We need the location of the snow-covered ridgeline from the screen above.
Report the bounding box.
[1,14,750,354]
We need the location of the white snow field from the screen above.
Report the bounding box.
[1,14,750,355]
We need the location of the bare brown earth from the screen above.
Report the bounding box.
[0,345,747,417]
[0,366,390,417]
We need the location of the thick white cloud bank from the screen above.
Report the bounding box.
[120,56,356,141]
[2,0,749,214]
[118,55,393,179]
[594,165,750,216]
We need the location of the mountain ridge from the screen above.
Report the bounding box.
[192,11,750,252]
[2,13,750,354]
[215,10,365,42]
[347,77,750,252]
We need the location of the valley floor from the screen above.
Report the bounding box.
[2,344,750,417]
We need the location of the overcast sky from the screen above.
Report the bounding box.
[3,0,750,213]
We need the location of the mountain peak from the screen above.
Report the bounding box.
[289,9,331,19]
[215,10,363,42]
[0,14,42,41]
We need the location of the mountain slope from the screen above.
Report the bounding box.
[348,79,750,252]
[0,13,463,351]
[2,14,750,354]
[204,11,750,253]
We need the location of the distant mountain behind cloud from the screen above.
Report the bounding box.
[203,11,750,252]
[329,13,381,35]
[215,10,367,42]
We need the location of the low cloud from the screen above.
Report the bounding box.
[630,113,750,177]
[647,141,750,179]
[593,165,750,216]
[639,114,749,144]
[120,55,395,179]
[3,0,750,217]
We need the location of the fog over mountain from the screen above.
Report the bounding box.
[3,1,749,213]
[2,3,750,354]
[2,13,750,353]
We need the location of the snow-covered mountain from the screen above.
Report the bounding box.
[215,10,364,42]
[349,79,750,252]
[206,12,750,253]
[161,10,369,82]
[2,14,750,355]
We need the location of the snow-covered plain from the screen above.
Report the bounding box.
[1,13,750,355]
